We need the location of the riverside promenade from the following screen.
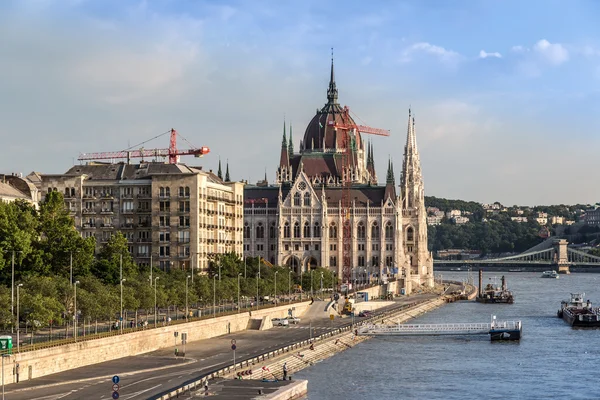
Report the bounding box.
[4,292,441,400]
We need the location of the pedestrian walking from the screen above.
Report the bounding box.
[282,362,288,380]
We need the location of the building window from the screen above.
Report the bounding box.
[372,243,379,251]
[159,201,170,212]
[371,222,380,239]
[313,222,321,238]
[269,223,276,239]
[159,246,170,257]
[270,244,275,251]
[305,244,309,251]
[256,244,264,251]
[159,216,170,227]
[303,222,310,238]
[179,201,190,212]
[295,244,299,251]
[159,232,170,242]
[358,244,365,251]
[358,256,365,267]
[284,222,290,238]
[303,192,310,207]
[371,256,379,267]
[386,243,393,251]
[330,256,337,267]
[179,216,190,227]
[315,244,319,251]
[329,223,337,239]
[385,222,393,240]
[386,256,394,267]
[178,231,190,243]
[406,227,414,242]
[293,193,301,206]
[256,223,264,239]
[293,222,300,238]
[159,187,171,198]
[285,244,289,251]
[330,244,337,251]
[357,222,365,239]
[244,223,251,239]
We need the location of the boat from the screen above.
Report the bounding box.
[508,269,523,272]
[557,293,600,327]
[450,267,462,271]
[489,315,522,341]
[476,272,514,304]
[541,270,559,279]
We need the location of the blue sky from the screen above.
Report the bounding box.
[1,0,599,205]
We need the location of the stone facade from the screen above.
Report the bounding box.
[27,163,244,273]
[244,61,433,291]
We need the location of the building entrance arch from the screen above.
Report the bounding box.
[285,256,302,274]
[305,257,318,270]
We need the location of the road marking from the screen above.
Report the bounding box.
[120,384,162,400]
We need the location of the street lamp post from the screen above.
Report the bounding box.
[2,354,9,400]
[16,284,22,353]
[274,271,278,303]
[150,254,153,286]
[256,273,260,309]
[300,268,303,301]
[288,269,292,304]
[154,277,159,328]
[310,270,314,298]
[74,281,80,341]
[120,278,126,333]
[4,250,22,335]
[237,273,242,313]
[213,275,217,318]
[185,275,190,321]
[320,272,323,295]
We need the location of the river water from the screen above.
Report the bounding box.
[295,272,600,400]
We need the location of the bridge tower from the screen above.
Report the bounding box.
[553,239,570,274]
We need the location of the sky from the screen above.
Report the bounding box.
[1,0,599,206]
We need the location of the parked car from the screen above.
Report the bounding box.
[286,316,301,324]
[358,310,372,318]
[272,318,289,326]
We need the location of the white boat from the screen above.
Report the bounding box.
[541,270,559,279]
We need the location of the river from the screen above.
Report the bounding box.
[295,271,600,400]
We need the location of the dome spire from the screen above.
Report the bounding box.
[327,48,338,104]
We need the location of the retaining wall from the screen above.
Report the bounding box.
[1,301,311,385]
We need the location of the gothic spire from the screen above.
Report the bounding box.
[386,158,393,184]
[401,108,423,208]
[288,123,294,157]
[217,158,223,180]
[225,160,230,182]
[326,48,338,104]
[282,119,287,148]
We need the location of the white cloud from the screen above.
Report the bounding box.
[479,50,502,59]
[511,45,528,53]
[401,42,461,65]
[533,39,569,65]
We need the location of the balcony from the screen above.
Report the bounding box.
[137,238,152,243]
[100,209,114,215]
[137,208,151,214]
[100,194,114,200]
[82,209,96,215]
[178,238,191,244]
[122,209,134,214]
[82,223,96,229]
[121,223,136,229]
[99,224,114,229]
[121,194,134,199]
[137,193,152,199]
[83,194,96,199]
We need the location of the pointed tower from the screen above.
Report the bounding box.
[277,120,291,184]
[225,160,231,182]
[384,158,396,200]
[288,123,294,158]
[400,109,433,288]
[366,141,377,184]
[217,158,223,180]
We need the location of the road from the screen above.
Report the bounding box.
[4,294,436,400]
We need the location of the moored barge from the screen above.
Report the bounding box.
[557,293,600,327]
[476,271,514,304]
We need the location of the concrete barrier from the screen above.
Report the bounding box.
[1,301,311,385]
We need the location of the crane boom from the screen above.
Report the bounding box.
[78,129,210,164]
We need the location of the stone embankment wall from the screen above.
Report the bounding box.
[1,301,311,385]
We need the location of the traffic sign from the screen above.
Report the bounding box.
[112,392,120,399]
[230,339,236,345]
[112,375,120,384]
[231,344,237,351]
[112,384,120,391]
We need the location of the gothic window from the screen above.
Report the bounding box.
[329,256,337,267]
[371,256,380,267]
[256,222,264,239]
[385,222,393,240]
[313,222,321,238]
[329,223,337,239]
[386,256,394,267]
[303,222,311,238]
[269,222,276,239]
[371,222,380,239]
[406,227,414,242]
[293,222,300,238]
[284,222,291,238]
[358,256,365,267]
[357,222,366,239]
[303,192,311,206]
[293,193,301,206]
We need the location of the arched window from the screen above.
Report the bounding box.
[303,192,311,206]
[284,222,291,238]
[256,222,264,239]
[293,193,301,206]
[64,187,70,196]
[406,227,414,242]
[165,187,171,197]
[357,222,366,239]
[329,223,337,239]
[179,187,184,197]
[71,188,75,197]
[371,222,380,239]
[185,186,190,197]
[303,222,311,238]
[294,222,301,238]
[385,222,393,240]
[269,222,276,239]
[243,223,251,239]
[313,222,321,238]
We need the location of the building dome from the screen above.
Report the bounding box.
[302,60,364,152]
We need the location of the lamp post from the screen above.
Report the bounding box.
[274,271,278,303]
[320,272,324,295]
[300,268,303,301]
[120,278,126,333]
[2,353,9,400]
[237,273,242,313]
[154,277,159,328]
[213,274,217,318]
[74,281,80,341]
[150,254,153,286]
[310,270,314,298]
[16,284,23,354]
[256,273,260,309]
[4,250,22,334]
[185,275,190,321]
[244,257,247,279]
[288,269,292,304]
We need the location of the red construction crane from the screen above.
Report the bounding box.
[334,106,390,287]
[78,129,210,164]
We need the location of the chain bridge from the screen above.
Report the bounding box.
[433,239,600,273]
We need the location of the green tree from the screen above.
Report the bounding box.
[93,232,138,284]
